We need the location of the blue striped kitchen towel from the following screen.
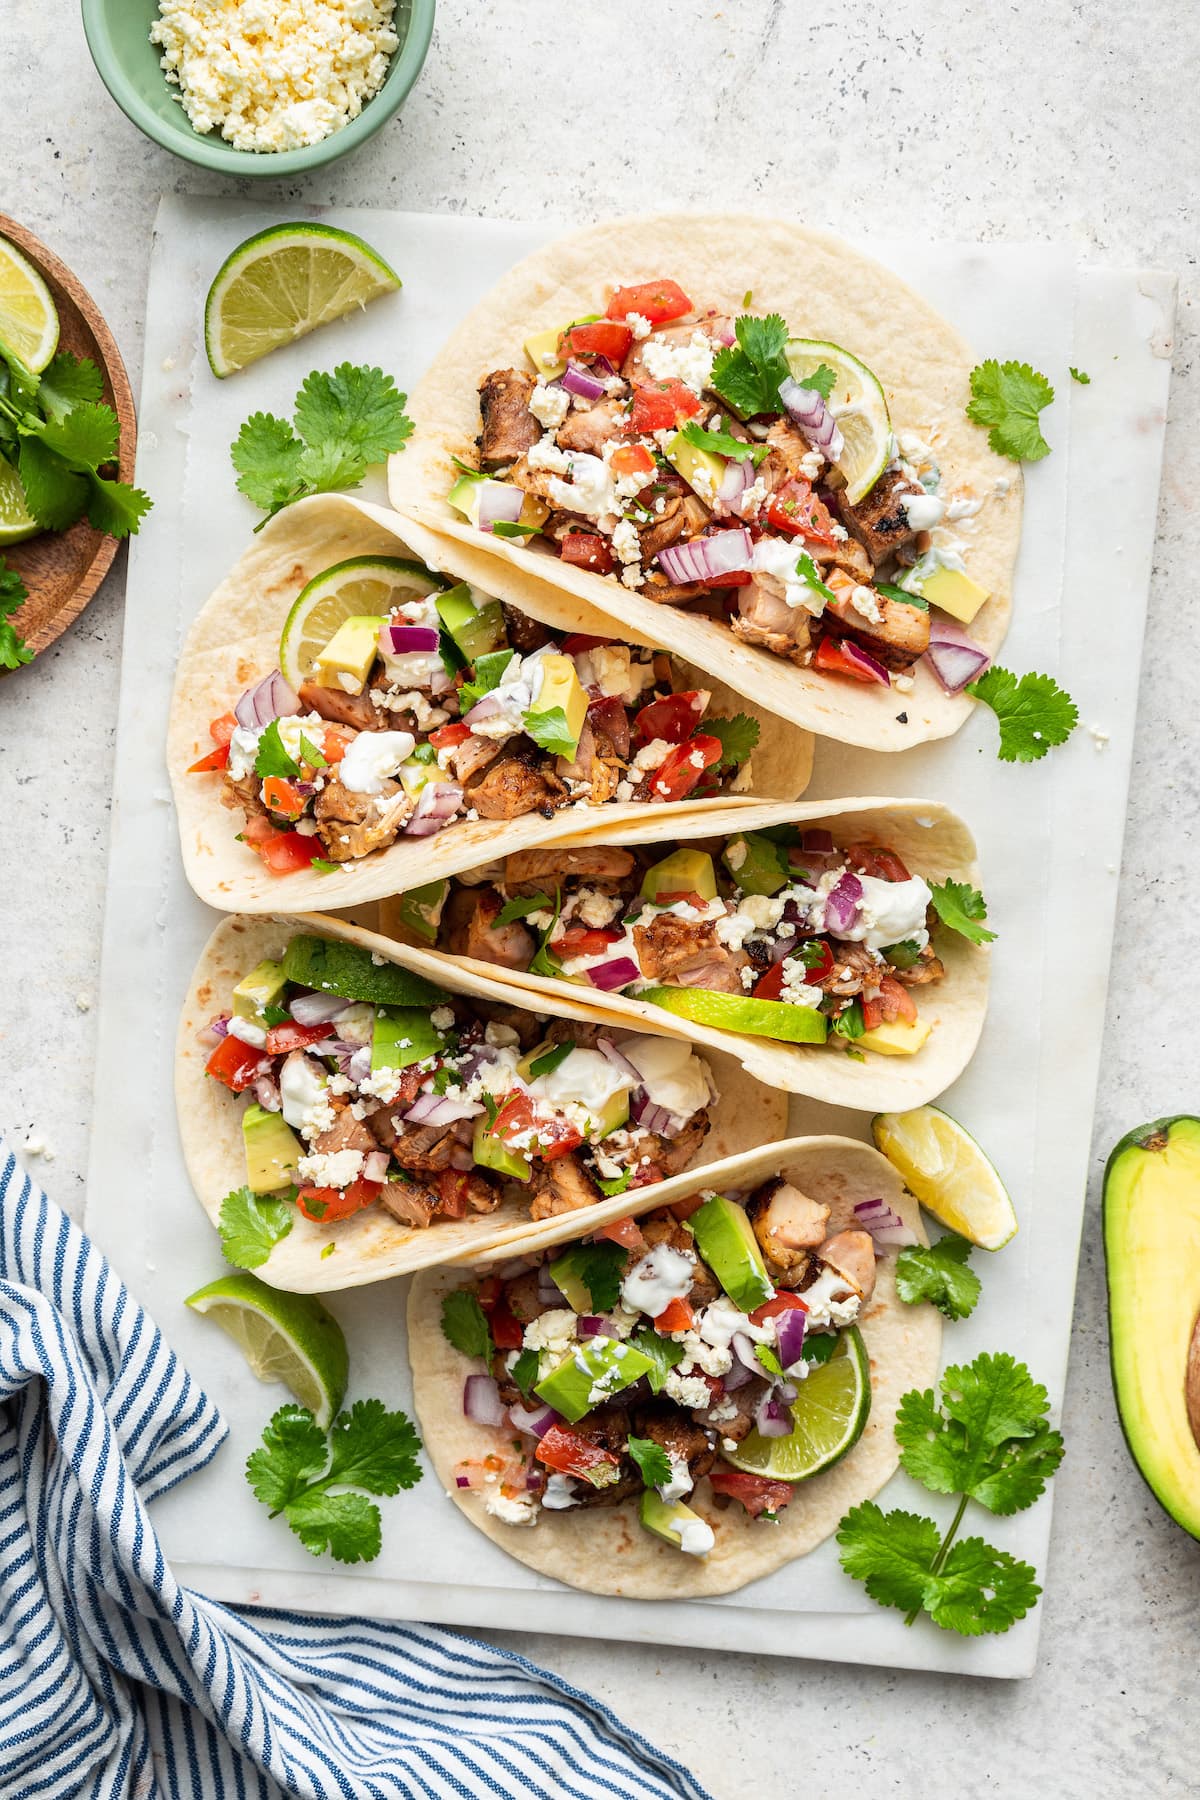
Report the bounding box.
[0,1144,711,1800]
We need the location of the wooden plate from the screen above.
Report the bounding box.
[0,213,137,657]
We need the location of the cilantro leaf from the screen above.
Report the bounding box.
[571,1241,628,1312]
[295,439,368,495]
[710,313,790,417]
[1069,367,1091,386]
[458,647,514,711]
[832,998,865,1040]
[882,939,924,971]
[796,550,835,605]
[755,1343,784,1380]
[495,892,553,928]
[324,1396,423,1496]
[678,420,769,465]
[523,705,579,758]
[967,666,1079,763]
[492,520,540,538]
[966,360,1055,462]
[246,1399,422,1566]
[18,436,88,531]
[895,1352,1064,1514]
[801,1331,837,1365]
[836,1503,1040,1635]
[804,363,837,402]
[627,1435,673,1490]
[929,879,996,946]
[217,1184,296,1270]
[285,1488,382,1564]
[630,1328,685,1393]
[528,889,563,978]
[38,352,104,423]
[529,1040,574,1079]
[875,580,928,611]
[440,1288,492,1361]
[254,718,301,780]
[85,471,153,539]
[232,412,305,511]
[596,1168,634,1198]
[927,1536,1042,1635]
[837,1501,943,1614]
[35,399,119,471]
[311,859,340,875]
[511,1347,540,1399]
[703,711,759,772]
[299,733,327,768]
[0,555,32,669]
[246,1405,329,1513]
[293,363,413,465]
[895,1234,981,1320]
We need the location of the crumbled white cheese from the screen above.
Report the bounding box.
[626,312,653,340]
[664,1370,716,1410]
[297,1148,364,1189]
[431,1006,455,1032]
[610,518,643,565]
[529,381,570,430]
[523,1308,578,1352]
[641,331,715,394]
[548,453,617,523]
[227,1014,268,1048]
[484,1490,538,1526]
[780,964,824,1008]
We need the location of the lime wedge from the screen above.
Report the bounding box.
[185,1271,349,1428]
[785,337,891,505]
[204,222,401,378]
[724,1327,871,1481]
[639,985,829,1045]
[872,1105,1017,1250]
[0,455,38,546]
[279,555,446,689]
[0,235,59,373]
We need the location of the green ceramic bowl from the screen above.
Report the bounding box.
[81,0,435,176]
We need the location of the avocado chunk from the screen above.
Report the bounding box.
[905,563,989,624]
[639,1490,715,1555]
[857,1014,932,1057]
[472,1116,532,1183]
[371,1006,446,1073]
[448,474,548,535]
[281,935,447,1008]
[1104,1115,1200,1540]
[641,849,717,905]
[546,1240,627,1313]
[665,428,727,503]
[394,879,450,945]
[535,1337,655,1424]
[436,582,507,662]
[311,615,388,694]
[639,985,829,1046]
[242,1103,302,1194]
[233,958,287,1022]
[723,832,789,897]
[526,651,587,757]
[523,324,568,379]
[690,1194,774,1311]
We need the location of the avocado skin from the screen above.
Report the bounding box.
[1103,1114,1200,1541]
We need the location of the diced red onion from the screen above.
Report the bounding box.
[854,1198,919,1247]
[834,639,890,686]
[348,1044,372,1084]
[776,1308,807,1369]
[801,830,835,854]
[477,483,524,534]
[208,1013,230,1039]
[587,956,640,992]
[770,933,800,967]
[924,621,992,695]
[597,1039,641,1083]
[462,1374,507,1426]
[405,1091,483,1127]
[755,1392,794,1438]
[723,1360,752,1393]
[631,1092,687,1138]
[657,526,753,587]
[252,1073,281,1112]
[508,1401,560,1439]
[731,1332,762,1375]
[713,321,737,347]
[524,1466,545,1493]
[234,669,301,730]
[289,992,352,1027]
[715,457,753,513]
[404,783,463,837]
[363,1149,390,1184]
[382,624,440,655]
[537,1264,564,1305]
[561,360,608,402]
[463,695,503,726]
[777,376,844,461]
[824,871,863,934]
[577,1316,620,1340]
[458,1045,500,1086]
[455,1475,471,1489]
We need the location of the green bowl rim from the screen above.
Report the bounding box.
[80,0,435,176]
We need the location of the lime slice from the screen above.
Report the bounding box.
[0,235,59,373]
[185,1271,349,1428]
[204,222,401,378]
[0,455,38,546]
[785,337,891,505]
[279,555,446,689]
[639,985,829,1046]
[872,1105,1017,1250]
[724,1327,871,1481]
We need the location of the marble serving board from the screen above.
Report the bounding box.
[83,196,1174,1678]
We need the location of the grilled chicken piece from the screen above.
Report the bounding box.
[459,1170,502,1212]
[693,1375,768,1444]
[543,1017,606,1050]
[298,680,388,733]
[390,1123,457,1175]
[468,998,542,1051]
[745,1178,831,1286]
[556,398,626,457]
[641,574,726,606]
[223,769,268,821]
[637,496,689,563]
[640,1212,718,1306]
[313,776,413,861]
[478,368,541,467]
[530,1153,603,1220]
[633,1108,711,1183]
[632,912,744,994]
[813,532,875,583]
[378,1179,436,1228]
[835,468,925,568]
[442,885,536,970]
[501,602,553,654]
[815,941,886,998]
[439,732,502,786]
[631,1401,716,1485]
[815,1229,877,1303]
[731,579,813,661]
[504,1270,553,1324]
[504,845,636,893]
[312,1106,378,1161]
[466,749,568,820]
[823,573,930,671]
[764,418,821,482]
[556,721,624,803]
[891,946,945,987]
[566,1405,642,1509]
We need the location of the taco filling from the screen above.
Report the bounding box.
[387,826,988,1059]
[450,278,993,693]
[203,931,720,1229]
[190,569,759,876]
[440,1176,904,1550]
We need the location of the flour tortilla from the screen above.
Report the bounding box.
[168,492,813,917]
[177,911,789,1293]
[409,1135,941,1598]
[386,213,1022,753]
[367,795,989,1114]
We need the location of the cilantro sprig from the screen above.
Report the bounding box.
[966,360,1054,462]
[232,362,414,526]
[246,1399,423,1563]
[837,1352,1063,1634]
[710,314,791,418]
[0,557,32,669]
[895,1234,981,1321]
[678,420,769,465]
[441,1287,492,1361]
[494,891,553,928]
[929,879,996,947]
[0,349,151,540]
[218,1184,296,1270]
[967,666,1079,762]
[628,1436,673,1490]
[703,712,759,772]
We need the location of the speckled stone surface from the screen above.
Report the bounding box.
[2,2,1197,1792]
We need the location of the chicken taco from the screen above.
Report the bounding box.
[370,798,991,1113]
[387,215,1021,752]
[177,912,787,1293]
[408,1137,941,1597]
[169,494,813,915]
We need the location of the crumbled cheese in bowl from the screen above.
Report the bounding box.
[150,0,400,154]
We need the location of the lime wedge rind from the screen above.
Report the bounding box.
[185,1270,349,1428]
[784,336,891,505]
[724,1326,871,1482]
[278,554,446,689]
[0,234,59,374]
[871,1104,1017,1251]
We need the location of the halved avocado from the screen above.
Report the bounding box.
[1104,1115,1200,1539]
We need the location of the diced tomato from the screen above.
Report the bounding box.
[536,1424,622,1485]
[593,1215,646,1251]
[453,1452,524,1492]
[798,940,835,983]
[813,637,883,683]
[489,1300,525,1350]
[586,693,631,760]
[861,992,884,1032]
[629,381,702,433]
[264,1019,333,1055]
[476,1276,503,1312]
[606,280,693,325]
[845,843,911,883]
[610,442,655,480]
[262,776,306,820]
[669,1192,706,1221]
[562,633,616,655]
[648,734,723,802]
[205,1033,267,1092]
[492,1092,534,1145]
[321,726,355,764]
[750,1292,808,1326]
[633,690,706,746]
[210,711,238,746]
[708,1469,795,1519]
[559,321,632,363]
[560,532,613,576]
[434,1170,473,1219]
[654,1297,695,1334]
[876,974,918,1025]
[766,478,839,546]
[430,720,471,750]
[533,1117,586,1163]
[751,961,786,1002]
[241,815,323,874]
[189,743,230,773]
[296,1177,382,1224]
[558,925,622,957]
